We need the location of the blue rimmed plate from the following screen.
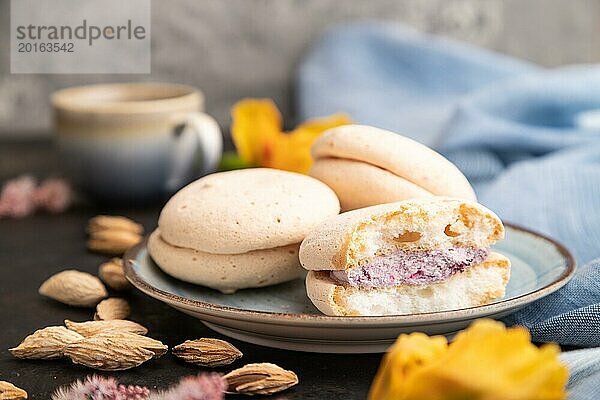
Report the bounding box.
[124,224,575,353]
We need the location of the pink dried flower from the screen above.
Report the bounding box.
[117,385,151,400]
[148,373,225,400]
[33,178,73,213]
[52,374,224,400]
[52,375,149,400]
[0,175,37,218]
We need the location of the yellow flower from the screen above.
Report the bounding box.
[231,99,350,174]
[370,332,448,399]
[369,320,568,400]
[230,99,282,168]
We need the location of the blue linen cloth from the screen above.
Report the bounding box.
[298,22,600,398]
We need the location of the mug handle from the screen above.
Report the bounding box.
[165,112,223,192]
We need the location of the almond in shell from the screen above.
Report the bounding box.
[224,362,299,395]
[98,258,131,291]
[64,334,154,371]
[94,298,130,321]
[0,381,27,400]
[173,338,242,367]
[39,270,107,307]
[9,326,83,360]
[87,215,144,235]
[65,319,147,337]
[87,229,142,255]
[92,331,167,357]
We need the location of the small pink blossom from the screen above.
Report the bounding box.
[33,178,73,213]
[0,175,37,218]
[0,176,73,218]
[52,374,225,400]
[117,385,151,400]
[52,375,149,400]
[149,373,225,400]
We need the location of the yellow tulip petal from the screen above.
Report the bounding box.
[417,320,569,400]
[268,135,312,173]
[230,99,282,166]
[368,332,448,400]
[270,113,351,174]
[230,99,350,174]
[291,113,351,140]
[370,320,569,400]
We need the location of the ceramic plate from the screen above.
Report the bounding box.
[124,224,575,353]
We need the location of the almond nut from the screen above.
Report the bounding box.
[87,229,142,255]
[224,362,298,395]
[94,298,130,321]
[64,334,154,371]
[65,319,147,337]
[0,381,27,400]
[10,326,83,360]
[98,258,131,291]
[87,215,143,235]
[173,338,242,367]
[39,270,107,307]
[92,331,167,357]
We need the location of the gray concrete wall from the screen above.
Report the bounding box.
[1,0,599,135]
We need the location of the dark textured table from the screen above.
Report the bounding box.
[0,138,381,399]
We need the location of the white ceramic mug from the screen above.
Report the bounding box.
[52,83,222,202]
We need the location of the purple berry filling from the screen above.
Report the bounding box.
[330,247,490,288]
